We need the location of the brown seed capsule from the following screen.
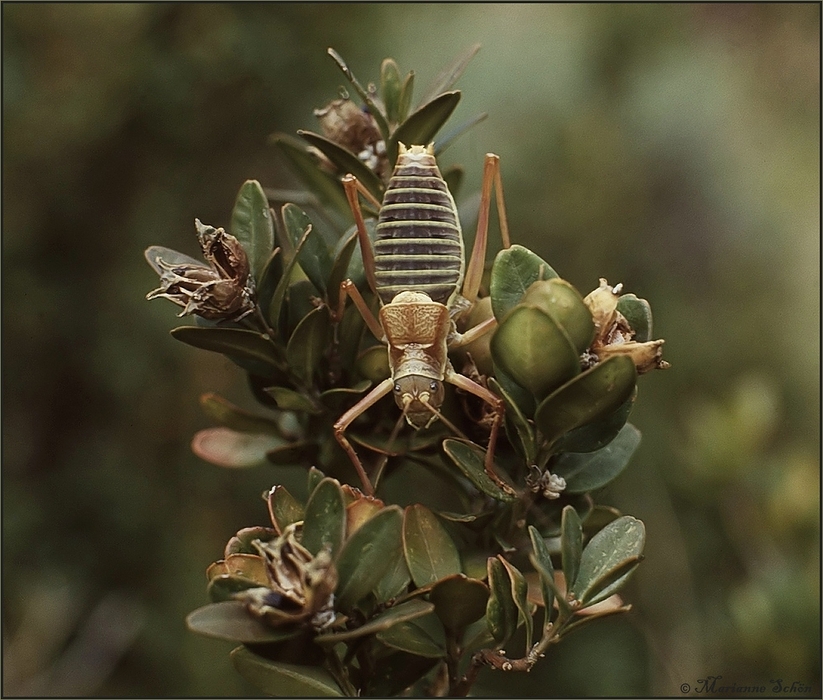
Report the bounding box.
[145,220,255,321]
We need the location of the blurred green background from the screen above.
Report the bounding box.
[3,3,819,696]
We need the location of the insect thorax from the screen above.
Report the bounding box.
[373,145,465,308]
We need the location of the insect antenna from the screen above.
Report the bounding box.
[419,396,470,443]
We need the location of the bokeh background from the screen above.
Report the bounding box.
[3,3,819,696]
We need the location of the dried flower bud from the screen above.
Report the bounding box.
[314,98,388,177]
[584,278,669,374]
[145,220,255,321]
[526,465,567,500]
[234,525,338,631]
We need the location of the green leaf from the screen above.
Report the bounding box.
[301,478,345,558]
[374,552,412,603]
[199,392,281,435]
[265,386,323,414]
[553,390,636,454]
[417,43,481,106]
[488,377,536,464]
[561,505,583,591]
[397,71,415,125]
[335,505,404,610]
[616,293,653,342]
[230,180,275,284]
[376,616,446,658]
[256,247,283,316]
[326,231,358,312]
[434,112,489,155]
[316,598,434,645]
[442,439,517,502]
[499,558,533,653]
[381,58,403,124]
[297,130,384,205]
[491,305,580,399]
[485,557,518,647]
[521,279,595,354]
[572,516,645,607]
[366,651,438,697]
[535,356,638,446]
[307,466,325,495]
[527,526,557,620]
[441,165,464,200]
[281,203,333,296]
[490,244,558,321]
[207,575,266,603]
[327,48,390,143]
[265,441,318,466]
[286,307,331,386]
[231,646,343,697]
[171,326,283,377]
[402,505,461,587]
[186,602,297,644]
[272,134,350,219]
[492,362,535,417]
[552,424,642,494]
[191,427,283,468]
[267,485,305,534]
[389,91,461,166]
[430,574,490,634]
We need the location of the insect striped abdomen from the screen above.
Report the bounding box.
[374,146,464,306]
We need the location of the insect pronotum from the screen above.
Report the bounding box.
[334,143,511,496]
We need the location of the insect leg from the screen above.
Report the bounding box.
[444,369,515,495]
[342,174,378,297]
[333,377,395,496]
[335,279,384,342]
[462,154,511,305]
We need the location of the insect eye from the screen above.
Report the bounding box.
[430,381,438,392]
[394,383,401,393]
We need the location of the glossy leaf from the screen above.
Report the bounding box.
[430,574,490,634]
[366,651,438,697]
[561,505,583,592]
[307,466,325,495]
[297,130,384,204]
[326,231,358,312]
[191,427,283,468]
[171,326,283,377]
[286,307,331,386]
[373,551,412,603]
[390,91,461,165]
[535,355,637,447]
[301,478,345,557]
[527,526,556,620]
[462,617,496,654]
[486,557,517,647]
[335,505,404,610]
[521,278,595,354]
[442,439,517,502]
[207,575,266,603]
[490,244,558,321]
[265,441,318,465]
[616,293,653,342]
[381,58,403,124]
[553,390,636,454]
[492,362,535,417]
[199,392,280,435]
[256,247,282,316]
[402,504,461,587]
[356,344,391,383]
[264,386,322,415]
[434,112,489,155]
[376,616,446,658]
[572,516,645,607]
[186,602,297,644]
[316,598,433,645]
[491,305,580,399]
[499,557,533,653]
[488,377,536,464]
[272,134,350,218]
[552,424,642,494]
[417,43,480,106]
[207,553,268,584]
[346,497,384,537]
[397,70,415,125]
[281,203,333,296]
[267,485,305,535]
[230,180,275,284]
[231,647,343,697]
[327,48,390,142]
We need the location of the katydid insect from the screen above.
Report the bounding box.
[333,144,511,496]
